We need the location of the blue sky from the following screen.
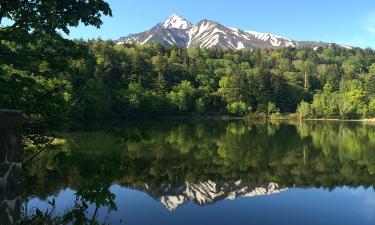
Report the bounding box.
[65,0,375,48]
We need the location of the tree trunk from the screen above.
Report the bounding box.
[304,69,309,92]
[0,110,22,225]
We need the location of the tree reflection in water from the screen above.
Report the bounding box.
[21,120,375,223]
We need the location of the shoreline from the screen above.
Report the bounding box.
[157,114,375,123]
[300,118,375,122]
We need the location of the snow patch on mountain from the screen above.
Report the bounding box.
[163,37,173,45]
[247,30,270,41]
[338,44,353,49]
[162,13,192,29]
[246,30,295,47]
[167,33,177,44]
[141,35,153,45]
[236,41,245,50]
[197,21,212,37]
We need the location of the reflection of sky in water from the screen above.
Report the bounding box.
[24,185,375,225]
[342,187,375,221]
[25,188,76,215]
[363,194,375,220]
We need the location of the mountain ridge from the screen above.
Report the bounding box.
[116,14,353,50]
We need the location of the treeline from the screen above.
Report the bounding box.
[3,37,375,129]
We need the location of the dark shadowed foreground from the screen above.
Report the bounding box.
[0,111,22,225]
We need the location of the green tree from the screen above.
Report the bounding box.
[226,101,252,116]
[151,55,168,93]
[342,59,361,80]
[364,64,375,96]
[127,83,146,113]
[79,79,112,121]
[252,71,275,112]
[195,98,206,114]
[337,80,366,119]
[267,102,279,117]
[294,60,316,92]
[0,0,111,33]
[218,72,250,105]
[0,0,113,146]
[311,83,338,118]
[316,64,341,90]
[168,80,196,111]
[368,98,375,116]
[296,101,311,120]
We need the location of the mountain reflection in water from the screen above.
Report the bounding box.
[22,120,375,224]
[133,181,286,211]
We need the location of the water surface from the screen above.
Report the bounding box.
[24,120,375,224]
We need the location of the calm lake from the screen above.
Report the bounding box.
[23,119,375,224]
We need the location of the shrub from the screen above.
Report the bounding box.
[226,101,252,116]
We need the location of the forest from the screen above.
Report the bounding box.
[3,38,375,130]
[2,1,375,134]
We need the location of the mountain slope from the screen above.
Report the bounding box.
[116,14,351,50]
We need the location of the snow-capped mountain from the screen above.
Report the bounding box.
[116,14,352,50]
[162,13,192,29]
[128,180,287,211]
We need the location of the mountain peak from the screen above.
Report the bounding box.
[117,14,350,50]
[162,13,192,29]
